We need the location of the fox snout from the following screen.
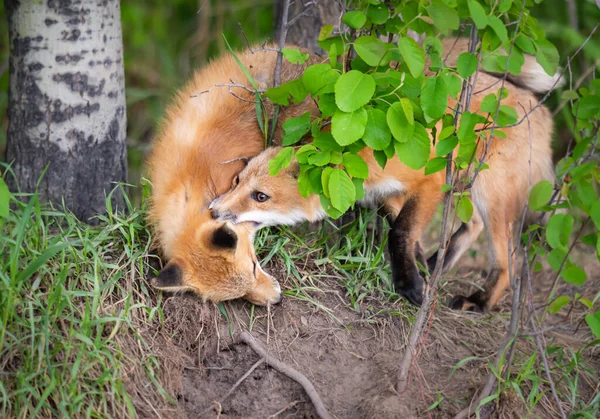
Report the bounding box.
[210,209,237,223]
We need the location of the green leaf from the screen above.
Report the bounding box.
[282,47,310,64]
[487,16,507,43]
[363,108,392,150]
[426,1,459,33]
[438,125,455,141]
[282,112,311,146]
[374,150,387,170]
[457,52,478,78]
[590,201,600,230]
[480,94,497,113]
[423,36,444,70]
[497,105,518,127]
[354,36,390,66]
[468,0,488,30]
[329,169,356,212]
[318,24,334,41]
[0,178,9,218]
[561,265,586,286]
[457,112,486,143]
[547,248,567,271]
[585,312,600,339]
[529,180,553,211]
[318,93,337,118]
[398,37,425,79]
[320,194,344,219]
[387,101,415,143]
[313,129,342,152]
[549,296,570,314]
[264,79,308,106]
[342,153,369,179]
[546,213,574,251]
[515,34,536,55]
[343,10,367,29]
[498,0,512,13]
[561,90,579,101]
[394,123,430,170]
[353,178,365,201]
[421,76,448,120]
[536,40,559,76]
[457,195,474,223]
[331,108,368,146]
[335,70,376,112]
[425,157,447,175]
[296,144,316,164]
[268,147,295,176]
[436,135,458,157]
[302,64,340,95]
[308,151,331,166]
[366,4,388,24]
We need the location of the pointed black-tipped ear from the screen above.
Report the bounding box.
[153,262,184,289]
[211,224,238,250]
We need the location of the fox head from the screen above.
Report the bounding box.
[209,147,322,228]
[151,209,282,306]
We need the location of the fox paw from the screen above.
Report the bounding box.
[448,295,487,313]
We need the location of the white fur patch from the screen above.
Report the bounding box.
[360,179,406,206]
[237,209,309,227]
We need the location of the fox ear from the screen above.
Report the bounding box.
[153,262,185,290]
[211,224,238,250]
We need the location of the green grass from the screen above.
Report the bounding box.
[0,180,167,418]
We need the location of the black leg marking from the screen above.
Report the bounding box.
[388,196,424,306]
[448,267,501,312]
[427,223,469,274]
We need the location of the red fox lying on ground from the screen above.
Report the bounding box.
[209,39,561,312]
[147,47,320,305]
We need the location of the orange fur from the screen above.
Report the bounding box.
[147,46,318,304]
[210,41,559,311]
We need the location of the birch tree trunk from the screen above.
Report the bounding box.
[274,0,342,53]
[4,0,127,222]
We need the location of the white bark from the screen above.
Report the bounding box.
[5,0,127,222]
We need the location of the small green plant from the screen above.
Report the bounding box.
[264,0,559,219]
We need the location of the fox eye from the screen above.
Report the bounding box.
[233,176,240,187]
[252,191,270,203]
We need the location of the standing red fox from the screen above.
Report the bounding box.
[209,39,561,311]
[147,47,320,305]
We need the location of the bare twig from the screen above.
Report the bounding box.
[397,26,479,394]
[191,82,265,99]
[267,400,301,418]
[237,331,334,419]
[202,357,265,414]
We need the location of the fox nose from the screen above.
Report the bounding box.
[274,293,284,305]
[210,210,219,219]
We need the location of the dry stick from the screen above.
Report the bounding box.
[524,259,568,419]
[396,26,479,394]
[267,400,300,419]
[214,358,265,409]
[237,331,334,419]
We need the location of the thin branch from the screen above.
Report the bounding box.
[237,332,334,419]
[191,82,265,98]
[220,358,265,405]
[397,25,479,394]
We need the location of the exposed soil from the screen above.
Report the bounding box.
[129,230,600,419]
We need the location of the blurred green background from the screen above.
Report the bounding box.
[0,0,599,203]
